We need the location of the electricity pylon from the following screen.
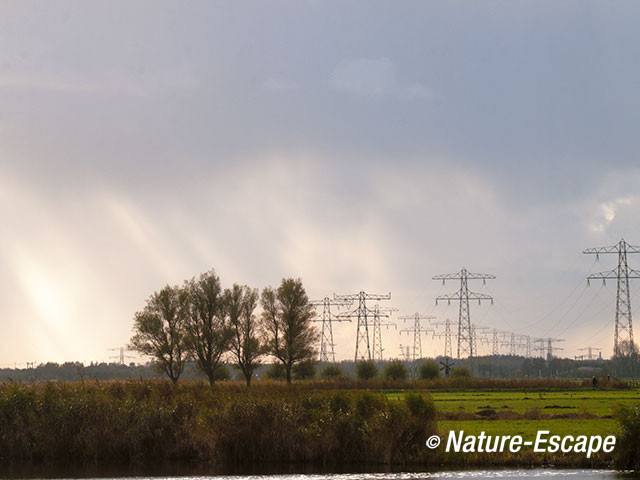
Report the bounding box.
[520,335,532,358]
[545,338,565,361]
[431,318,455,359]
[509,332,518,356]
[334,291,391,362]
[489,329,507,377]
[533,338,547,359]
[578,346,602,361]
[433,268,495,361]
[584,238,640,357]
[399,344,411,362]
[109,347,134,365]
[399,313,435,362]
[371,305,398,361]
[310,297,352,362]
[472,325,491,357]
[491,329,507,356]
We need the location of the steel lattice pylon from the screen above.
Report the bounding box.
[431,318,455,359]
[578,346,602,361]
[399,313,435,362]
[492,329,501,356]
[310,297,352,362]
[584,238,640,357]
[334,291,391,362]
[433,268,495,362]
[371,305,398,361]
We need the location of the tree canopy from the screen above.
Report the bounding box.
[261,278,318,384]
[129,285,189,384]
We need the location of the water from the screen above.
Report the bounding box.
[196,473,634,480]
[3,471,637,480]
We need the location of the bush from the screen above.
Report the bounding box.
[355,360,378,380]
[615,403,640,469]
[293,360,316,380]
[418,361,440,379]
[213,364,231,381]
[263,363,286,380]
[404,391,436,420]
[451,367,472,378]
[383,361,409,381]
[321,364,342,379]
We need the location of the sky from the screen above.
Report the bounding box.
[1,1,640,365]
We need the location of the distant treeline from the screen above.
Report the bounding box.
[0,357,634,386]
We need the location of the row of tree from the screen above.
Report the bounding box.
[130,270,318,385]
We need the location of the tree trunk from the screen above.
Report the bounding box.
[246,372,252,387]
[286,365,292,384]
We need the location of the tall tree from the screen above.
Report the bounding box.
[129,285,188,384]
[184,270,232,386]
[261,278,318,384]
[225,284,262,387]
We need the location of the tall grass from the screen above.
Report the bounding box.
[0,380,436,467]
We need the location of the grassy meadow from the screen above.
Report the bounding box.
[431,389,640,416]
[385,388,638,454]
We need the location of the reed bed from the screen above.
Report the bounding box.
[0,380,436,467]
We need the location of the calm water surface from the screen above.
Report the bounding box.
[15,471,640,480]
[179,473,635,480]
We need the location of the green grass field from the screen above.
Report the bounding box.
[430,389,640,416]
[387,388,638,442]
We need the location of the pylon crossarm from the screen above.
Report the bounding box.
[468,291,494,301]
[584,243,640,254]
[588,268,640,280]
[588,270,640,280]
[433,272,496,280]
[364,292,392,300]
[435,291,493,301]
[436,292,463,300]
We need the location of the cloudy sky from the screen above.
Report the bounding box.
[1,1,640,365]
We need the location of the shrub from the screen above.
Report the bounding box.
[263,363,286,380]
[213,364,231,381]
[321,364,342,379]
[355,391,385,419]
[293,360,316,380]
[383,360,409,381]
[404,391,436,420]
[615,403,640,469]
[451,367,472,378]
[355,360,378,380]
[418,361,440,379]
